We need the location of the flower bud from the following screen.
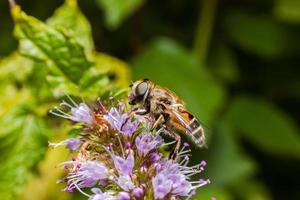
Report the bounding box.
[132,187,144,198]
[118,191,130,200]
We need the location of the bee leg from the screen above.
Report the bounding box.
[160,126,181,160]
[172,133,181,160]
[151,114,165,131]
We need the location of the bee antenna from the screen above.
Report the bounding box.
[143,78,149,81]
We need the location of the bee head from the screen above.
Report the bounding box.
[128,79,151,105]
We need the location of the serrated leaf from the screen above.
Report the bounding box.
[225,96,300,158]
[47,0,94,57]
[274,0,300,23]
[223,9,300,58]
[12,5,92,84]
[131,38,226,125]
[0,104,48,200]
[96,0,144,29]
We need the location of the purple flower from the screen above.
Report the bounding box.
[168,174,191,196]
[120,120,138,136]
[152,173,173,199]
[132,187,144,198]
[66,138,82,151]
[117,191,130,200]
[149,152,161,163]
[111,150,135,176]
[51,98,210,200]
[48,138,82,151]
[104,107,137,136]
[152,159,209,199]
[89,188,116,200]
[135,133,163,156]
[117,175,135,191]
[50,98,93,124]
[70,103,93,124]
[66,161,109,190]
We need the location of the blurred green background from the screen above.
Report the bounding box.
[1,0,300,200]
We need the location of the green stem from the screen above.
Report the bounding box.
[193,0,218,64]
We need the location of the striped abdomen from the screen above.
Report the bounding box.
[186,115,205,148]
[168,110,206,148]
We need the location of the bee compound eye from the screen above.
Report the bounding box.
[136,82,148,96]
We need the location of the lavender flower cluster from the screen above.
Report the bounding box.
[49,96,210,200]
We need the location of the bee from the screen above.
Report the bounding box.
[128,79,205,148]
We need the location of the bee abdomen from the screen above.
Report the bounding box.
[187,117,205,147]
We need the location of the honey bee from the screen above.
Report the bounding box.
[128,79,205,148]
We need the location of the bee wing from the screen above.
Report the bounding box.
[169,107,206,148]
[169,108,193,133]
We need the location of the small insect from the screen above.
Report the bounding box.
[128,79,205,148]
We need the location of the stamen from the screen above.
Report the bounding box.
[116,134,125,158]
[48,140,67,148]
[60,101,73,109]
[179,156,190,166]
[162,140,177,146]
[191,179,210,190]
[66,94,79,107]
[49,109,72,119]
[73,183,91,197]
[177,149,191,156]
[97,97,108,112]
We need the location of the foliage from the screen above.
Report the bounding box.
[95,0,144,29]
[0,104,48,200]
[0,0,300,199]
[0,1,130,199]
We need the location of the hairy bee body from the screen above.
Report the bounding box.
[128,79,205,148]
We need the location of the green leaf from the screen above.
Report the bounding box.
[206,122,256,185]
[131,38,226,126]
[12,5,92,84]
[93,52,131,87]
[47,0,94,57]
[225,96,300,158]
[0,52,33,83]
[0,84,30,117]
[0,104,48,200]
[96,0,144,29]
[274,0,300,23]
[78,67,110,96]
[223,9,300,58]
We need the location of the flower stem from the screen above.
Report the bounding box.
[193,0,218,64]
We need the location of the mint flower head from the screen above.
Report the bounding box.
[49,96,210,200]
